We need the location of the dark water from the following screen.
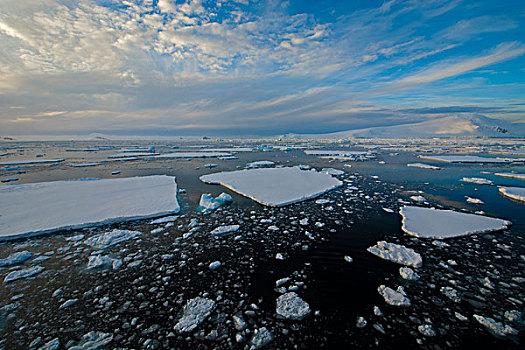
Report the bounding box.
[0,140,524,349]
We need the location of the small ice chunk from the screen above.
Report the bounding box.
[275,277,292,287]
[59,299,78,309]
[0,251,32,267]
[344,255,353,263]
[87,255,122,270]
[65,234,84,242]
[198,192,233,212]
[473,315,518,337]
[233,314,247,331]
[276,292,311,320]
[246,160,275,168]
[382,207,394,213]
[209,261,221,270]
[407,163,440,170]
[149,216,179,224]
[466,197,484,205]
[410,195,426,203]
[367,241,422,268]
[4,266,45,283]
[84,229,142,249]
[67,331,113,350]
[356,316,367,328]
[321,168,344,176]
[399,267,420,281]
[38,337,60,350]
[461,177,493,185]
[377,285,411,306]
[174,297,216,333]
[418,324,436,337]
[211,224,240,236]
[250,327,274,349]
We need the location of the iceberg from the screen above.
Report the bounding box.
[367,241,422,268]
[174,297,216,333]
[400,206,511,238]
[499,186,525,203]
[0,176,179,239]
[200,167,342,207]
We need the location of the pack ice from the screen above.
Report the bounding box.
[200,167,342,206]
[400,206,511,238]
[0,176,179,239]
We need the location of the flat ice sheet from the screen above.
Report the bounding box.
[304,150,368,156]
[400,206,511,239]
[0,159,64,166]
[200,167,342,206]
[0,175,179,239]
[499,186,525,203]
[418,155,509,163]
[495,173,525,180]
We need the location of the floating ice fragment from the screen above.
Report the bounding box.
[4,266,44,283]
[209,261,221,270]
[499,186,525,203]
[418,324,436,336]
[367,241,422,268]
[473,315,518,337]
[38,337,60,350]
[407,163,440,170]
[68,331,113,350]
[84,229,142,249]
[174,297,216,333]
[466,197,484,205]
[399,267,419,281]
[495,173,525,180]
[276,292,311,320]
[356,316,367,328]
[0,251,32,267]
[211,225,240,236]
[321,168,344,176]
[461,177,493,185]
[149,216,179,224]
[246,161,275,168]
[198,192,233,212]
[250,327,274,350]
[410,195,426,203]
[377,285,411,306]
[59,299,78,309]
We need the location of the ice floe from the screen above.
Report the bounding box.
[275,292,310,320]
[418,155,510,163]
[154,152,232,159]
[0,159,65,166]
[473,315,518,337]
[174,297,216,333]
[461,177,493,185]
[400,206,511,238]
[0,251,32,267]
[377,285,411,306]
[4,266,45,283]
[407,163,440,170]
[321,168,344,176]
[149,216,179,224]
[68,331,113,350]
[84,229,142,249]
[399,267,419,281]
[87,255,122,270]
[200,167,342,206]
[250,327,273,349]
[494,172,525,180]
[499,186,525,203]
[210,224,240,236]
[246,160,275,168]
[367,241,422,268]
[0,176,179,239]
[466,197,484,204]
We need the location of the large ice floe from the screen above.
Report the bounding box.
[367,241,422,268]
[200,167,342,206]
[400,206,511,238]
[418,155,509,163]
[494,172,525,180]
[275,292,311,320]
[0,176,179,239]
[499,186,525,203]
[174,297,216,333]
[377,285,411,306]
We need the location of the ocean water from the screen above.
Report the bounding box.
[0,140,524,348]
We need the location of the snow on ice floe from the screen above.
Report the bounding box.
[0,251,32,267]
[4,266,45,283]
[418,155,510,163]
[494,172,525,180]
[153,152,232,159]
[367,241,422,268]
[84,229,142,249]
[0,158,64,166]
[499,186,525,203]
[198,193,233,212]
[406,163,440,170]
[276,292,311,320]
[0,176,179,239]
[400,206,511,239]
[377,285,411,306]
[174,297,216,333]
[200,167,342,207]
[461,177,493,185]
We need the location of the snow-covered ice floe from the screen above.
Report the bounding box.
[367,241,422,268]
[4,266,45,283]
[377,285,411,306]
[461,177,493,185]
[418,155,510,163]
[153,152,232,159]
[0,176,179,239]
[200,167,342,207]
[400,206,511,239]
[406,163,440,170]
[0,158,64,166]
[275,292,311,320]
[174,297,216,333]
[499,186,525,203]
[494,172,525,180]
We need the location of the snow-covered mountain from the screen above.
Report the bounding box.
[298,114,525,139]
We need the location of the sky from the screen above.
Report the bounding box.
[0,0,524,136]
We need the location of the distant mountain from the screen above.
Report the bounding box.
[299,114,525,138]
